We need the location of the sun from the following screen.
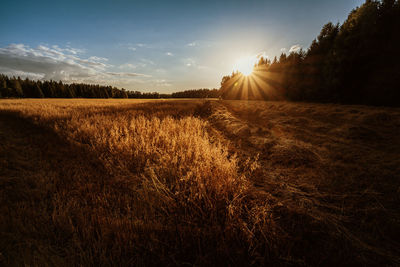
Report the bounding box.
[233,55,257,76]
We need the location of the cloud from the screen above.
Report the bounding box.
[0,68,45,80]
[0,44,97,81]
[256,51,268,59]
[89,56,108,62]
[140,58,155,66]
[183,58,196,67]
[182,58,209,70]
[187,41,197,47]
[119,63,137,69]
[118,58,154,70]
[0,43,149,83]
[289,44,302,53]
[106,72,151,77]
[152,79,172,87]
[118,43,149,51]
[166,52,173,56]
[122,43,151,53]
[53,45,85,55]
[69,55,108,68]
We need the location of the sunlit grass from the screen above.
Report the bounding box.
[0,99,274,265]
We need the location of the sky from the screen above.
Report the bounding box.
[0,0,364,93]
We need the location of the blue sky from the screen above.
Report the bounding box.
[0,0,364,92]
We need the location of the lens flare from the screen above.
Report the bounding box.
[233,55,257,76]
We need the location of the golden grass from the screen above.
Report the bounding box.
[0,99,275,266]
[1,99,399,266]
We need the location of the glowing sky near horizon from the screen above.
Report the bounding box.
[0,0,364,92]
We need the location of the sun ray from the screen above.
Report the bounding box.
[252,73,283,100]
[241,76,250,100]
[248,75,263,100]
[234,76,245,100]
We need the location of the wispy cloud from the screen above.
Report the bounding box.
[140,58,155,66]
[289,44,302,53]
[187,41,197,47]
[166,52,173,56]
[89,56,108,62]
[184,58,196,67]
[119,42,149,51]
[182,58,209,70]
[152,79,172,87]
[0,43,149,83]
[256,51,268,59]
[106,72,151,77]
[119,63,137,70]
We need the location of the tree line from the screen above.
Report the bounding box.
[0,74,218,99]
[220,0,400,106]
[171,88,219,98]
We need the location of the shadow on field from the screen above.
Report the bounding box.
[0,111,112,265]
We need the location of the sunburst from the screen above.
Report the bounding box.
[233,55,257,76]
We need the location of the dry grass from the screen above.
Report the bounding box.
[0,99,275,266]
[1,99,399,266]
[210,100,400,265]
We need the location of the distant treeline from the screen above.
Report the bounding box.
[220,0,400,106]
[171,88,219,98]
[0,74,218,99]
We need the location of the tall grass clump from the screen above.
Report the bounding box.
[57,110,274,265]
